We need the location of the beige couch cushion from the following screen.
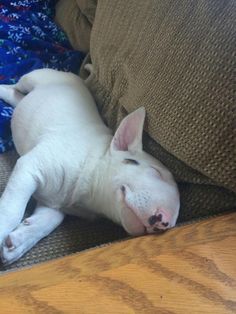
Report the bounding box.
[0,150,18,195]
[55,0,97,53]
[80,0,235,221]
[1,0,235,271]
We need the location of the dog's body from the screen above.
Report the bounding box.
[0,69,180,264]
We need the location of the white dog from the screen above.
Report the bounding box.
[0,69,180,264]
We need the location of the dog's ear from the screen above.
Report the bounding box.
[110,107,145,154]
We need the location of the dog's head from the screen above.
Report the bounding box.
[103,108,180,235]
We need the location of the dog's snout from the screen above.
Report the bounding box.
[147,209,171,232]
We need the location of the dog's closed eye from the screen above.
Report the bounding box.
[123,158,139,165]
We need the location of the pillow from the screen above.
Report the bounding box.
[83,0,236,221]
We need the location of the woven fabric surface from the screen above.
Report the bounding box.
[0,215,126,272]
[0,150,18,192]
[55,0,97,53]
[1,0,236,271]
[82,0,236,219]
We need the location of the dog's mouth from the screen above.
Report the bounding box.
[121,204,146,236]
[119,185,146,236]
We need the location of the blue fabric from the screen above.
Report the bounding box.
[0,0,85,153]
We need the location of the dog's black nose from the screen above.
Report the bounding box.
[148,214,162,226]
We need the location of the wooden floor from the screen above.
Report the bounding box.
[0,212,235,313]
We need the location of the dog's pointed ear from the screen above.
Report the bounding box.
[110,107,146,154]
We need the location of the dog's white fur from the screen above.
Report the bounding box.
[0,69,180,264]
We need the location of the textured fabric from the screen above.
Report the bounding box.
[55,0,97,53]
[0,150,18,194]
[0,0,85,153]
[1,0,236,271]
[82,0,236,219]
[2,211,231,272]
[0,215,127,272]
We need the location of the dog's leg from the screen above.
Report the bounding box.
[0,70,44,108]
[0,71,36,107]
[13,72,36,94]
[0,155,38,246]
[1,205,64,265]
[0,84,24,107]
[14,68,78,93]
[0,69,80,108]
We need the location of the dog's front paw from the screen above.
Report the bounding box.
[0,220,35,265]
[0,227,12,256]
[1,236,28,266]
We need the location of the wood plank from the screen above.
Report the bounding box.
[0,212,235,313]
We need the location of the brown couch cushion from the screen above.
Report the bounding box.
[80,0,236,221]
[55,0,97,53]
[0,150,18,195]
[1,0,235,272]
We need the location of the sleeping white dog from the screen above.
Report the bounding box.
[0,69,180,264]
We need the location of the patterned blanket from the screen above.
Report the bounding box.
[0,0,84,153]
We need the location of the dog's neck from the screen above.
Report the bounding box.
[69,134,120,223]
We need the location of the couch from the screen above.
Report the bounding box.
[0,0,235,271]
